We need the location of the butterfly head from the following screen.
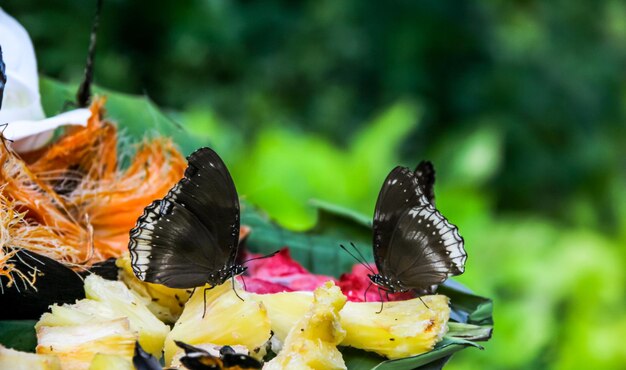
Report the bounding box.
[368,273,407,294]
[207,264,247,286]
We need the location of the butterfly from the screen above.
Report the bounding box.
[133,342,162,370]
[0,45,6,110]
[347,162,467,299]
[175,341,263,370]
[128,147,245,289]
[414,160,436,205]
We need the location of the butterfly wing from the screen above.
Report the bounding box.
[373,166,430,272]
[414,160,436,205]
[0,45,6,110]
[381,204,466,291]
[129,147,240,288]
[133,342,162,370]
[221,353,263,369]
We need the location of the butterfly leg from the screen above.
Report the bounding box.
[202,285,216,319]
[418,296,430,309]
[363,282,373,302]
[231,274,245,302]
[376,288,385,314]
[239,275,248,291]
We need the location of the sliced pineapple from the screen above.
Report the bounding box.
[88,353,133,370]
[248,291,313,345]
[340,295,449,359]
[36,318,135,370]
[164,279,271,365]
[83,274,170,357]
[263,281,347,370]
[252,292,450,359]
[117,252,191,323]
[0,345,61,370]
[37,299,120,328]
[36,275,169,358]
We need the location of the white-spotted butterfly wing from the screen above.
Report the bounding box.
[372,166,430,273]
[372,165,466,293]
[414,160,436,205]
[128,147,240,289]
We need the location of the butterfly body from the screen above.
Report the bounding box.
[129,147,243,289]
[209,265,247,287]
[367,273,407,294]
[369,164,466,295]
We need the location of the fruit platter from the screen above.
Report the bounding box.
[0,7,492,370]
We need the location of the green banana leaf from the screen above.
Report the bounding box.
[39,78,205,155]
[0,79,492,369]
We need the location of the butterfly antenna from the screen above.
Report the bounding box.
[350,242,376,274]
[418,296,430,310]
[76,0,103,108]
[0,123,15,146]
[339,243,375,275]
[243,250,279,264]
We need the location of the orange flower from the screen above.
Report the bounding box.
[0,97,186,281]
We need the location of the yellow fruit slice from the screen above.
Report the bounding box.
[88,353,133,370]
[116,252,191,323]
[0,345,61,370]
[36,318,135,370]
[36,275,169,358]
[84,274,170,357]
[263,281,347,370]
[340,295,450,359]
[252,292,450,359]
[164,279,271,365]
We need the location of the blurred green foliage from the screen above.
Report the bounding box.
[4,0,626,368]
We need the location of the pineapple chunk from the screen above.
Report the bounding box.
[0,345,61,370]
[36,275,169,358]
[252,292,450,359]
[83,274,170,357]
[36,299,120,328]
[164,279,271,365]
[117,253,191,323]
[263,281,347,370]
[36,318,135,370]
[340,295,449,359]
[249,291,313,344]
[88,353,133,370]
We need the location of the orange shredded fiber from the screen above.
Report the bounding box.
[0,97,186,281]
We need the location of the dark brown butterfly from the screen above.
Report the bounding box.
[368,164,466,295]
[133,342,162,370]
[128,147,244,289]
[0,45,6,110]
[175,341,262,370]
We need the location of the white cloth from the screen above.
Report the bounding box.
[0,7,91,152]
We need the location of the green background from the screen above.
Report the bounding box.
[3,1,626,368]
